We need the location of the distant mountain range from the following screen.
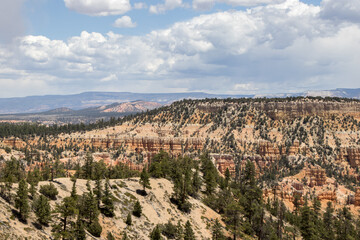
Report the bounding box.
[0,92,251,114]
[0,101,164,124]
[0,88,359,115]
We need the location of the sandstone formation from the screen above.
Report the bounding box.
[355,188,360,206]
[306,166,327,187]
[2,138,26,149]
[337,148,360,167]
[210,154,235,176]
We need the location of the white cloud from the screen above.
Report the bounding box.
[1,0,360,96]
[64,0,131,16]
[113,16,137,28]
[101,74,118,82]
[134,2,147,9]
[192,0,285,10]
[149,0,184,14]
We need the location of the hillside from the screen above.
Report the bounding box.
[1,97,360,239]
[0,178,223,240]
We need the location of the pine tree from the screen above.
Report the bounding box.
[184,220,196,240]
[83,152,94,179]
[139,167,151,193]
[201,154,217,195]
[81,181,99,224]
[225,200,242,240]
[212,219,225,240]
[33,194,51,225]
[70,178,78,202]
[224,168,231,188]
[15,179,29,222]
[52,197,77,240]
[150,224,163,240]
[322,201,334,240]
[87,217,103,237]
[133,200,142,217]
[107,232,116,240]
[94,178,102,209]
[125,212,132,225]
[102,179,115,217]
[73,215,86,240]
[300,198,317,240]
[192,168,201,197]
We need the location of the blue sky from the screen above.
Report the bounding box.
[0,0,359,97]
[24,0,322,40]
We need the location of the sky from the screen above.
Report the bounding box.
[0,0,359,97]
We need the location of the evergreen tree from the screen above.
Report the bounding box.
[94,178,102,209]
[212,219,225,240]
[83,152,94,179]
[300,198,317,240]
[192,168,201,197]
[200,153,217,195]
[133,200,142,217]
[224,168,231,188]
[87,218,102,237]
[102,179,115,217]
[80,181,99,225]
[125,212,132,226]
[73,215,86,240]
[33,194,51,225]
[225,200,242,240]
[15,179,29,222]
[150,224,163,240]
[239,161,262,234]
[322,201,334,240]
[52,197,77,240]
[70,178,78,202]
[107,232,116,240]
[184,220,196,240]
[139,167,151,193]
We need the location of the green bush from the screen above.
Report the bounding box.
[39,183,58,200]
[87,219,102,237]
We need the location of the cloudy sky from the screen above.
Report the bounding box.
[0,0,359,97]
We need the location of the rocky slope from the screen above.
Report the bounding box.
[0,178,223,240]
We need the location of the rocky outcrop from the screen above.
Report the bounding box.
[258,141,283,161]
[337,148,360,168]
[252,101,360,120]
[355,188,360,206]
[210,154,235,176]
[306,166,327,187]
[88,137,204,153]
[2,138,26,149]
[317,191,337,202]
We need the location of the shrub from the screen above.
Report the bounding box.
[39,183,58,200]
[87,219,102,237]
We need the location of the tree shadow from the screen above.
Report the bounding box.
[11,209,27,224]
[32,221,43,230]
[136,189,147,196]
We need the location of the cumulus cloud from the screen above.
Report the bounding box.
[320,0,360,23]
[0,0,26,43]
[1,0,360,96]
[134,2,147,9]
[113,16,137,28]
[192,0,285,10]
[64,0,131,16]
[149,0,184,14]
